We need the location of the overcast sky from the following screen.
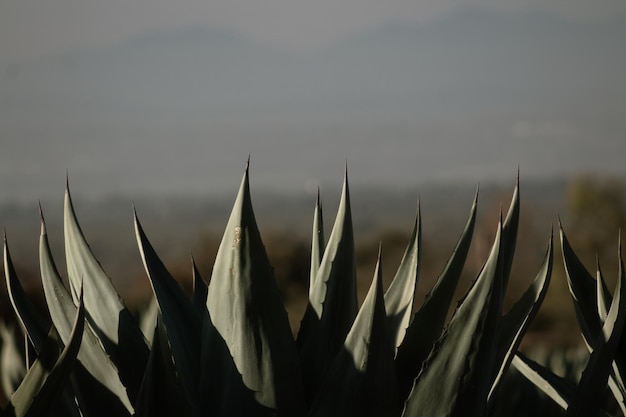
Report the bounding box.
[1,0,625,203]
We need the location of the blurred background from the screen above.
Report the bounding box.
[1,0,625,347]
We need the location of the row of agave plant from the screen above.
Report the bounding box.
[0,163,624,416]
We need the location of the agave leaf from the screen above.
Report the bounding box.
[560,224,603,348]
[191,258,209,316]
[39,217,134,415]
[596,259,611,323]
[8,292,85,417]
[206,164,306,416]
[309,250,399,417]
[500,174,520,289]
[0,323,26,400]
[4,234,82,417]
[139,297,159,345]
[402,220,503,417]
[395,190,478,402]
[384,204,420,352]
[488,232,553,401]
[134,213,202,417]
[4,235,49,353]
[567,251,626,417]
[512,353,574,410]
[200,308,275,416]
[134,317,193,417]
[297,171,358,403]
[64,186,148,400]
[309,188,325,294]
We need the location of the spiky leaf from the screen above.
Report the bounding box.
[309,188,325,293]
[7,293,84,417]
[191,258,208,316]
[4,235,81,417]
[297,172,358,403]
[384,205,420,352]
[402,221,503,417]
[560,225,603,348]
[200,309,274,416]
[64,186,148,399]
[206,165,306,416]
[309,251,399,417]
[488,232,553,400]
[512,353,574,410]
[395,191,478,401]
[39,217,133,415]
[500,175,520,289]
[4,235,49,354]
[134,317,193,417]
[134,213,202,417]
[567,253,626,417]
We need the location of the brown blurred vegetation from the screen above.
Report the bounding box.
[1,174,625,348]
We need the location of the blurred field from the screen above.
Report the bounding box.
[1,174,624,349]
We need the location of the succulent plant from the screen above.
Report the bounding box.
[0,162,617,417]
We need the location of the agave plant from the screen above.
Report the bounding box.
[0,162,584,417]
[513,229,626,417]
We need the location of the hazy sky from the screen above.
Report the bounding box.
[1,0,625,203]
[3,0,626,61]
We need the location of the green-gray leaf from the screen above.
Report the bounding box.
[64,186,148,400]
[309,188,325,294]
[402,219,503,417]
[384,204,420,353]
[8,292,85,417]
[39,216,134,415]
[206,164,306,416]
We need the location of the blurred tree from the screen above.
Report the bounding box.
[565,175,625,269]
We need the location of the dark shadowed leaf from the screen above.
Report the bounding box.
[8,293,85,417]
[560,224,603,348]
[4,234,49,353]
[134,213,202,417]
[4,233,81,417]
[488,232,553,400]
[512,353,574,410]
[297,171,358,404]
[309,250,399,417]
[191,258,208,316]
[395,191,478,402]
[567,250,626,417]
[134,317,193,417]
